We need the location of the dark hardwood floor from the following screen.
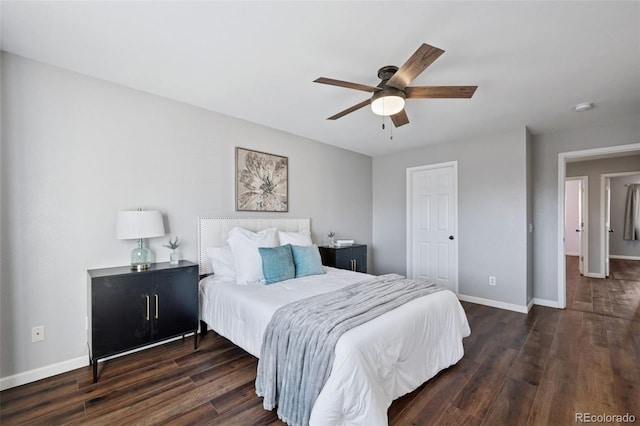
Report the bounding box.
[567,256,640,322]
[1,258,638,425]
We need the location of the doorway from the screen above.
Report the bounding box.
[406,161,458,293]
[602,172,640,278]
[557,143,640,308]
[565,177,588,275]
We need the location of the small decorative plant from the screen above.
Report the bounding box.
[164,237,182,264]
[328,231,336,247]
[163,237,182,250]
[327,231,335,239]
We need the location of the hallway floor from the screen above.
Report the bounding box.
[566,256,640,322]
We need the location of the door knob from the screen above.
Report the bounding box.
[609,229,614,233]
[576,229,580,232]
[449,235,454,240]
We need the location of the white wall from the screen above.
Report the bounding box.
[566,155,640,272]
[372,128,529,309]
[0,52,372,384]
[532,116,640,301]
[564,180,581,255]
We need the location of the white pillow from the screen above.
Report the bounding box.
[206,246,236,281]
[227,227,279,285]
[278,229,313,246]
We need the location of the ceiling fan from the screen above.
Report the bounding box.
[314,43,477,128]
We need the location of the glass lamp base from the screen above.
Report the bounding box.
[130,239,152,271]
[130,263,150,271]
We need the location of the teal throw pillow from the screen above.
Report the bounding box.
[291,245,326,278]
[259,244,295,285]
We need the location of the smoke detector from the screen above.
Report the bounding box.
[574,102,594,112]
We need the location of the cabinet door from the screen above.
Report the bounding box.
[152,267,198,341]
[334,248,354,270]
[319,247,335,268]
[352,246,367,273]
[91,275,151,358]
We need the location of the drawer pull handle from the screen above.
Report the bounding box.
[145,295,150,321]
[155,294,159,319]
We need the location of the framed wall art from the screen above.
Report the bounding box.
[235,147,288,212]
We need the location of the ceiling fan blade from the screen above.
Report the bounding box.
[391,109,409,127]
[405,86,478,98]
[327,99,371,120]
[387,43,445,90]
[314,77,381,93]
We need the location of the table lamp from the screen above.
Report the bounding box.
[116,209,165,271]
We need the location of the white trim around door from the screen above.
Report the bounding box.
[406,161,459,294]
[557,143,640,309]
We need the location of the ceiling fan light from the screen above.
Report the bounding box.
[371,89,406,116]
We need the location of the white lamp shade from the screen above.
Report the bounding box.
[370,89,406,116]
[116,210,165,240]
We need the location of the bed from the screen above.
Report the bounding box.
[197,217,470,426]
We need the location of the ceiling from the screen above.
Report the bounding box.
[1,1,639,157]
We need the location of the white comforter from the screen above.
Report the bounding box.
[199,267,470,425]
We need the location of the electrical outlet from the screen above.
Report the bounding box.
[32,325,45,342]
[489,276,497,286]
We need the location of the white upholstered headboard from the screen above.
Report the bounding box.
[197,217,311,276]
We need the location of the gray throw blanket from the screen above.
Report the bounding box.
[255,274,445,426]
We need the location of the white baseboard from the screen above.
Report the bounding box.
[532,298,561,309]
[565,252,579,257]
[0,333,197,391]
[0,356,88,391]
[527,298,534,312]
[609,255,640,261]
[457,294,528,313]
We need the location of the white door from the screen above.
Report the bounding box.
[605,177,611,278]
[576,178,588,275]
[565,177,588,275]
[564,180,581,258]
[577,179,585,275]
[406,162,458,292]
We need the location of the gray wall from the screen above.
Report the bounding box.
[526,128,534,303]
[373,115,640,308]
[0,53,372,379]
[566,155,640,271]
[611,174,640,257]
[532,116,640,300]
[2,49,639,384]
[372,128,529,307]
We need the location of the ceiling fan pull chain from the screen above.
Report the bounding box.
[382,114,385,130]
[390,122,394,140]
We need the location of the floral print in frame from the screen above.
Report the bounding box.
[236,147,288,212]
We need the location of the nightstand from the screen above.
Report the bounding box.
[87,261,198,383]
[318,244,367,273]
